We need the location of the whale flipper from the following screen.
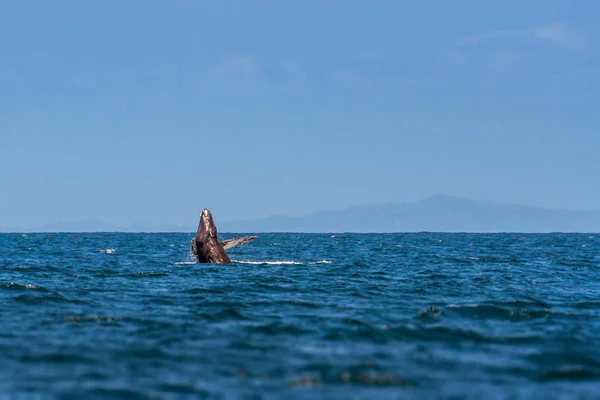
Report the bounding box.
[190,235,257,260]
[221,236,257,251]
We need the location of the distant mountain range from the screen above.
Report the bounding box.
[2,195,599,233]
[219,195,600,233]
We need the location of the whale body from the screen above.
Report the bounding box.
[190,209,256,264]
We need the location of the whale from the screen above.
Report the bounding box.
[190,208,256,264]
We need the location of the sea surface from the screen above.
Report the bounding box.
[1,233,599,399]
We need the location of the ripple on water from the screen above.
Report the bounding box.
[129,271,170,278]
[194,307,247,322]
[0,232,598,398]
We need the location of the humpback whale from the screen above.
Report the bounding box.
[190,209,256,264]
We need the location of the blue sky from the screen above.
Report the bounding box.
[1,1,598,228]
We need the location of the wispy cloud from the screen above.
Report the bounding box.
[356,49,385,62]
[66,55,309,97]
[207,55,261,77]
[330,70,373,89]
[443,23,586,71]
[199,55,309,96]
[452,23,585,50]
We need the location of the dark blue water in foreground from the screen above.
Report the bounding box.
[1,233,599,399]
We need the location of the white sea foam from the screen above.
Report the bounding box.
[176,259,306,265]
[6,282,39,290]
[310,260,332,264]
[100,249,116,254]
[234,260,303,265]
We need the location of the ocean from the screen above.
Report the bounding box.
[1,232,599,399]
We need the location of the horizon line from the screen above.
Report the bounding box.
[1,230,598,234]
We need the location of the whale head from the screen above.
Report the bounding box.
[199,208,216,237]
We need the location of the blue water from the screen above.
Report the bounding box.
[1,233,599,399]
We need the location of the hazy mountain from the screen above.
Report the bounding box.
[0,225,12,233]
[219,195,600,233]
[0,219,190,233]
[125,222,189,232]
[2,195,598,233]
[34,218,122,233]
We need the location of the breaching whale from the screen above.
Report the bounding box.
[190,208,256,264]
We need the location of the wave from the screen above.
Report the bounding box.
[3,282,46,291]
[67,315,125,323]
[100,249,116,254]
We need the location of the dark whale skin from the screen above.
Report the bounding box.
[193,209,231,264]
